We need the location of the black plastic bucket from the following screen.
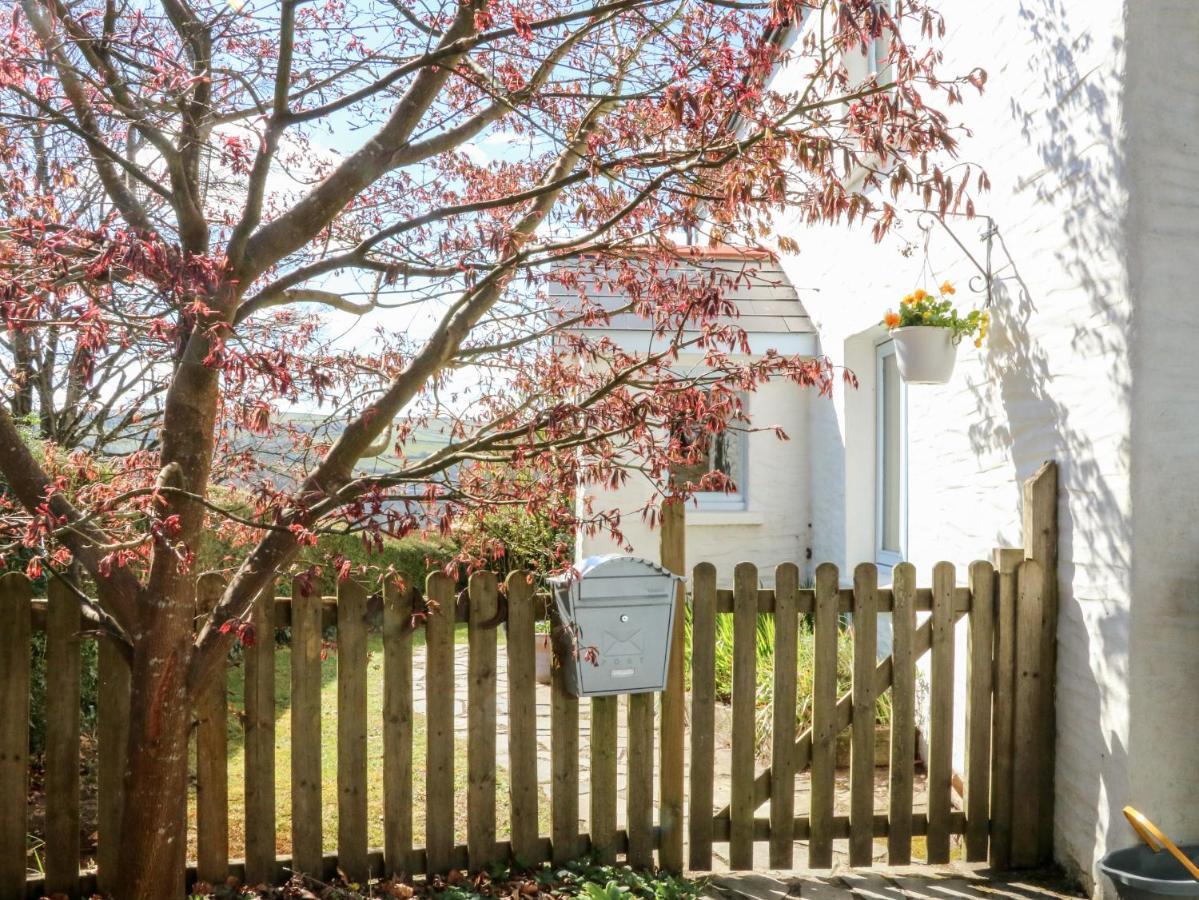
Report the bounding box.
[1100,844,1199,900]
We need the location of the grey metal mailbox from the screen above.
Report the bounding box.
[549,555,682,698]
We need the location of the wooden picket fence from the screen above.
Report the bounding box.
[1,461,1062,898]
[0,552,1056,899]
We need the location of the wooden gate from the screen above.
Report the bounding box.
[685,553,1049,872]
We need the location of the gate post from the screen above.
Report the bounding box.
[1022,461,1058,864]
[989,547,1023,870]
[658,496,686,871]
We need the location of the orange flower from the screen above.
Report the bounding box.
[884,310,901,328]
[901,294,915,306]
[913,288,928,301]
[940,280,956,295]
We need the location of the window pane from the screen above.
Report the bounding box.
[881,352,902,552]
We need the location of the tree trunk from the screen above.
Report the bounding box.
[112,613,194,900]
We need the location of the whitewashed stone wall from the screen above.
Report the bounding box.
[762,0,1179,892]
[578,375,815,587]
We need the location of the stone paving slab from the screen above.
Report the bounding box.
[703,866,1085,900]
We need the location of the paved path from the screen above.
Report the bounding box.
[411,642,933,858]
[704,865,1084,900]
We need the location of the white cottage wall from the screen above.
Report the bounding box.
[767,0,1134,892]
[1124,0,1199,862]
[578,375,816,586]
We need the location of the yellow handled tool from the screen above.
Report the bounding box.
[1123,806,1199,882]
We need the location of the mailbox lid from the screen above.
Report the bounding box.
[554,555,680,607]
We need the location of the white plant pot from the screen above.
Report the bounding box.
[890,325,958,384]
[535,633,553,685]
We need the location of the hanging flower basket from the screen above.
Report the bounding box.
[882,282,989,385]
[891,325,958,384]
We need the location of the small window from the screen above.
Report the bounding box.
[672,413,747,511]
[876,342,906,565]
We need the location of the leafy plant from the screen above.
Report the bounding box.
[538,859,706,900]
[685,595,892,758]
[883,281,990,346]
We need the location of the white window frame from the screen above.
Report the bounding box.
[693,422,749,512]
[875,341,907,567]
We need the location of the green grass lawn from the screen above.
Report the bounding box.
[187,625,530,861]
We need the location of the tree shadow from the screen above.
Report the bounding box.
[960,0,1131,889]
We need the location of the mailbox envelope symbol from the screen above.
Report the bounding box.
[602,628,642,657]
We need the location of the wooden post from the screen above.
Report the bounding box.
[1010,559,1045,867]
[965,560,995,862]
[688,562,717,871]
[809,563,839,869]
[425,572,456,874]
[658,496,685,872]
[244,582,277,887]
[728,562,758,870]
[383,578,414,876]
[989,547,1023,871]
[887,562,917,865]
[45,575,82,898]
[196,573,230,885]
[467,572,499,870]
[768,563,799,869]
[504,572,540,865]
[926,562,956,864]
[0,573,31,900]
[849,563,878,866]
[1022,461,1058,864]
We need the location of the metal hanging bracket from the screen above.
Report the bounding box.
[913,210,1029,308]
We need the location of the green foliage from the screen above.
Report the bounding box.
[883,282,990,346]
[533,859,706,900]
[685,599,892,758]
[457,505,574,578]
[197,527,456,595]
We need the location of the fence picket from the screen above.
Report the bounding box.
[966,561,995,862]
[926,562,956,863]
[989,548,1022,869]
[551,650,580,864]
[196,573,230,884]
[729,561,758,870]
[45,576,81,897]
[290,576,323,877]
[887,562,916,865]
[425,572,456,874]
[1011,559,1045,867]
[383,578,415,875]
[0,573,31,900]
[688,562,717,871]
[809,562,839,869]
[626,693,655,868]
[244,582,277,885]
[590,696,618,864]
[849,563,878,866]
[769,563,799,869]
[337,580,369,882]
[467,573,499,870]
[658,498,686,872]
[97,617,130,897]
[504,572,539,864]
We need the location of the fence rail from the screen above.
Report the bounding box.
[0,544,1054,897]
